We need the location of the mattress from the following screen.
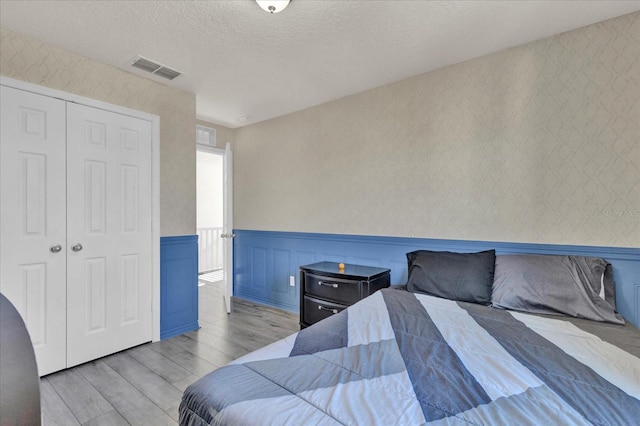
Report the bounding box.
[179,288,640,425]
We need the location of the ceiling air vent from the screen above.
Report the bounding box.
[131,56,182,80]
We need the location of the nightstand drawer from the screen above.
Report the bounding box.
[303,296,347,325]
[299,262,390,328]
[304,272,360,305]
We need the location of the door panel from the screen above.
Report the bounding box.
[120,254,140,323]
[0,85,67,375]
[85,160,107,233]
[19,263,48,344]
[66,103,152,367]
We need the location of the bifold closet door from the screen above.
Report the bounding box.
[1,85,153,374]
[0,85,68,376]
[66,103,153,368]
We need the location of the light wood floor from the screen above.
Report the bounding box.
[40,281,299,425]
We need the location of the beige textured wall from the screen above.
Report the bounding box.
[234,12,640,248]
[0,27,196,237]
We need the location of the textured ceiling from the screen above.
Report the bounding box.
[1,0,638,128]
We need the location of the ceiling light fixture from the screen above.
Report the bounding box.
[256,0,291,14]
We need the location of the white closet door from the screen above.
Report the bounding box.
[66,103,153,367]
[0,85,67,376]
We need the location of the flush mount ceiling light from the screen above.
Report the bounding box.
[256,0,291,14]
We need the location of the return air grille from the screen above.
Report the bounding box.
[131,56,182,80]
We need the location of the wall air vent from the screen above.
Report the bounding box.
[131,56,182,80]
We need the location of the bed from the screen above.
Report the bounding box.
[179,251,640,425]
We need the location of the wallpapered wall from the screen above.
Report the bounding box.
[0,27,196,237]
[233,12,639,248]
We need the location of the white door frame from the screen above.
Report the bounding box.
[0,77,162,342]
[196,142,233,312]
[223,142,233,313]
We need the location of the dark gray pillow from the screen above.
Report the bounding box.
[575,259,615,308]
[491,254,623,324]
[406,250,496,305]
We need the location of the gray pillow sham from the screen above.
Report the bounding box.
[491,254,623,324]
[406,250,496,305]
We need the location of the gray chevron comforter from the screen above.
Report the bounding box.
[179,288,640,425]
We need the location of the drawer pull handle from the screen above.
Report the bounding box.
[318,305,338,314]
[318,281,339,288]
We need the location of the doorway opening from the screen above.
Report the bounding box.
[196,146,224,286]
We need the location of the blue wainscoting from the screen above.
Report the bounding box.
[233,230,640,328]
[160,235,199,340]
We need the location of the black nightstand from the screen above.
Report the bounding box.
[299,262,390,328]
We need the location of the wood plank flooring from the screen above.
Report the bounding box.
[40,281,299,425]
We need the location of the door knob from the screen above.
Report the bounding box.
[71,243,83,252]
[49,244,62,253]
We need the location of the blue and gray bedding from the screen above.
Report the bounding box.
[179,288,640,425]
